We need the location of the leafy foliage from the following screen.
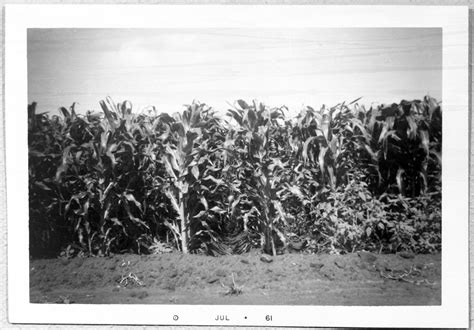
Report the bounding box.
[28,96,442,257]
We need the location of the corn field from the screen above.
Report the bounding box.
[28,96,441,258]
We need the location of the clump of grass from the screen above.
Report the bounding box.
[119,273,143,287]
[221,273,243,296]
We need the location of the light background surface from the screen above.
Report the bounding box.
[0,1,472,329]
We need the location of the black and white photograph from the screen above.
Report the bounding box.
[27,27,444,306]
[4,5,469,328]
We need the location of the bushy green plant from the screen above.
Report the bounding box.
[382,193,441,253]
[306,175,440,254]
[354,96,442,197]
[225,100,295,255]
[29,102,71,257]
[307,172,388,253]
[158,102,229,254]
[56,98,155,255]
[28,96,442,257]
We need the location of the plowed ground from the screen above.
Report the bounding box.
[30,250,440,305]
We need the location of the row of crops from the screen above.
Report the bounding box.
[28,96,442,258]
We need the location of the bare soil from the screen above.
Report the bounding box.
[30,250,440,305]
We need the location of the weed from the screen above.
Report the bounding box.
[118,273,143,287]
[221,273,243,296]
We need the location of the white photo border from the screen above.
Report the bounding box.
[5,4,469,328]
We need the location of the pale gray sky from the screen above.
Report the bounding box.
[28,28,441,115]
